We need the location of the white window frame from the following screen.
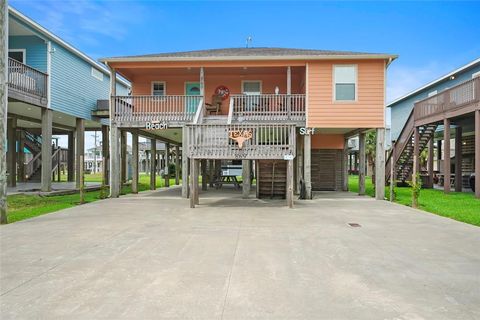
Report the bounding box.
[8,49,26,63]
[333,64,358,102]
[91,67,104,81]
[151,81,166,96]
[241,80,262,95]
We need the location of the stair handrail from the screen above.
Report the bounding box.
[25,152,42,179]
[386,108,414,181]
[227,98,234,124]
[193,98,205,124]
[51,147,61,173]
[25,131,42,147]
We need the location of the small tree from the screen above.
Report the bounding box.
[409,173,422,208]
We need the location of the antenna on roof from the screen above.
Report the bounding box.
[246,36,253,48]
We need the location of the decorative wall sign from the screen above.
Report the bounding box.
[145,121,168,130]
[214,85,230,100]
[299,127,315,135]
[229,130,253,149]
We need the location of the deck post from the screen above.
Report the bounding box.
[17,130,25,182]
[201,159,207,191]
[295,132,303,194]
[120,130,127,183]
[165,143,170,187]
[175,145,180,185]
[150,139,156,190]
[208,160,214,188]
[475,110,480,198]
[131,130,139,194]
[242,159,251,198]
[195,159,200,204]
[427,137,434,188]
[375,128,385,200]
[304,134,312,199]
[108,67,120,198]
[287,159,294,208]
[0,0,8,225]
[41,108,52,192]
[413,126,420,184]
[443,118,451,193]
[436,140,442,171]
[189,158,195,208]
[101,125,109,185]
[389,141,396,201]
[182,126,189,198]
[358,132,366,195]
[454,126,463,192]
[75,118,85,189]
[342,137,349,191]
[7,116,16,187]
[67,131,75,182]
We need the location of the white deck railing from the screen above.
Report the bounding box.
[113,95,203,124]
[229,94,306,123]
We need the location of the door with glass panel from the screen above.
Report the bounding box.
[185,82,201,113]
[242,81,261,112]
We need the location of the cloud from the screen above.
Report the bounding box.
[12,0,147,48]
[386,61,455,103]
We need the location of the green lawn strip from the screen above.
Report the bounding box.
[7,175,181,224]
[348,175,480,227]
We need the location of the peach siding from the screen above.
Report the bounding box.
[307,60,385,129]
[311,134,344,149]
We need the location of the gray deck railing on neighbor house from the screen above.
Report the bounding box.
[113,95,203,126]
[186,123,296,160]
[228,94,306,123]
[414,77,480,125]
[8,58,48,104]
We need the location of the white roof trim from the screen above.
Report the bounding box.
[100,54,398,63]
[9,6,130,88]
[387,57,480,107]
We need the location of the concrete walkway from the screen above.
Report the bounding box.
[1,188,479,319]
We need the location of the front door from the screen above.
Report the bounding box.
[185,82,201,113]
[242,81,261,111]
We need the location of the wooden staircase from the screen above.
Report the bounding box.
[386,110,438,183]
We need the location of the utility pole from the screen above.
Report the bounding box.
[0,0,8,224]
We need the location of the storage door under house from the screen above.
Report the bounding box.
[311,149,343,191]
[257,160,287,199]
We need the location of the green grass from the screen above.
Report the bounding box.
[6,174,180,224]
[348,175,480,227]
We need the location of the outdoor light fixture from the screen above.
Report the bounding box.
[275,86,280,94]
[450,75,455,80]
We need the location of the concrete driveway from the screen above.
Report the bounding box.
[1,187,479,319]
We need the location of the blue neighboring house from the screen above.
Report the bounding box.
[388,59,480,141]
[6,7,130,191]
[386,58,480,196]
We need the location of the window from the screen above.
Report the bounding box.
[91,67,104,81]
[334,65,357,101]
[472,71,480,79]
[242,81,262,95]
[152,82,166,96]
[8,49,26,63]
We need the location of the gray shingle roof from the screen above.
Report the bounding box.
[102,47,396,61]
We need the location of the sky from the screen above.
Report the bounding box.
[9,0,480,148]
